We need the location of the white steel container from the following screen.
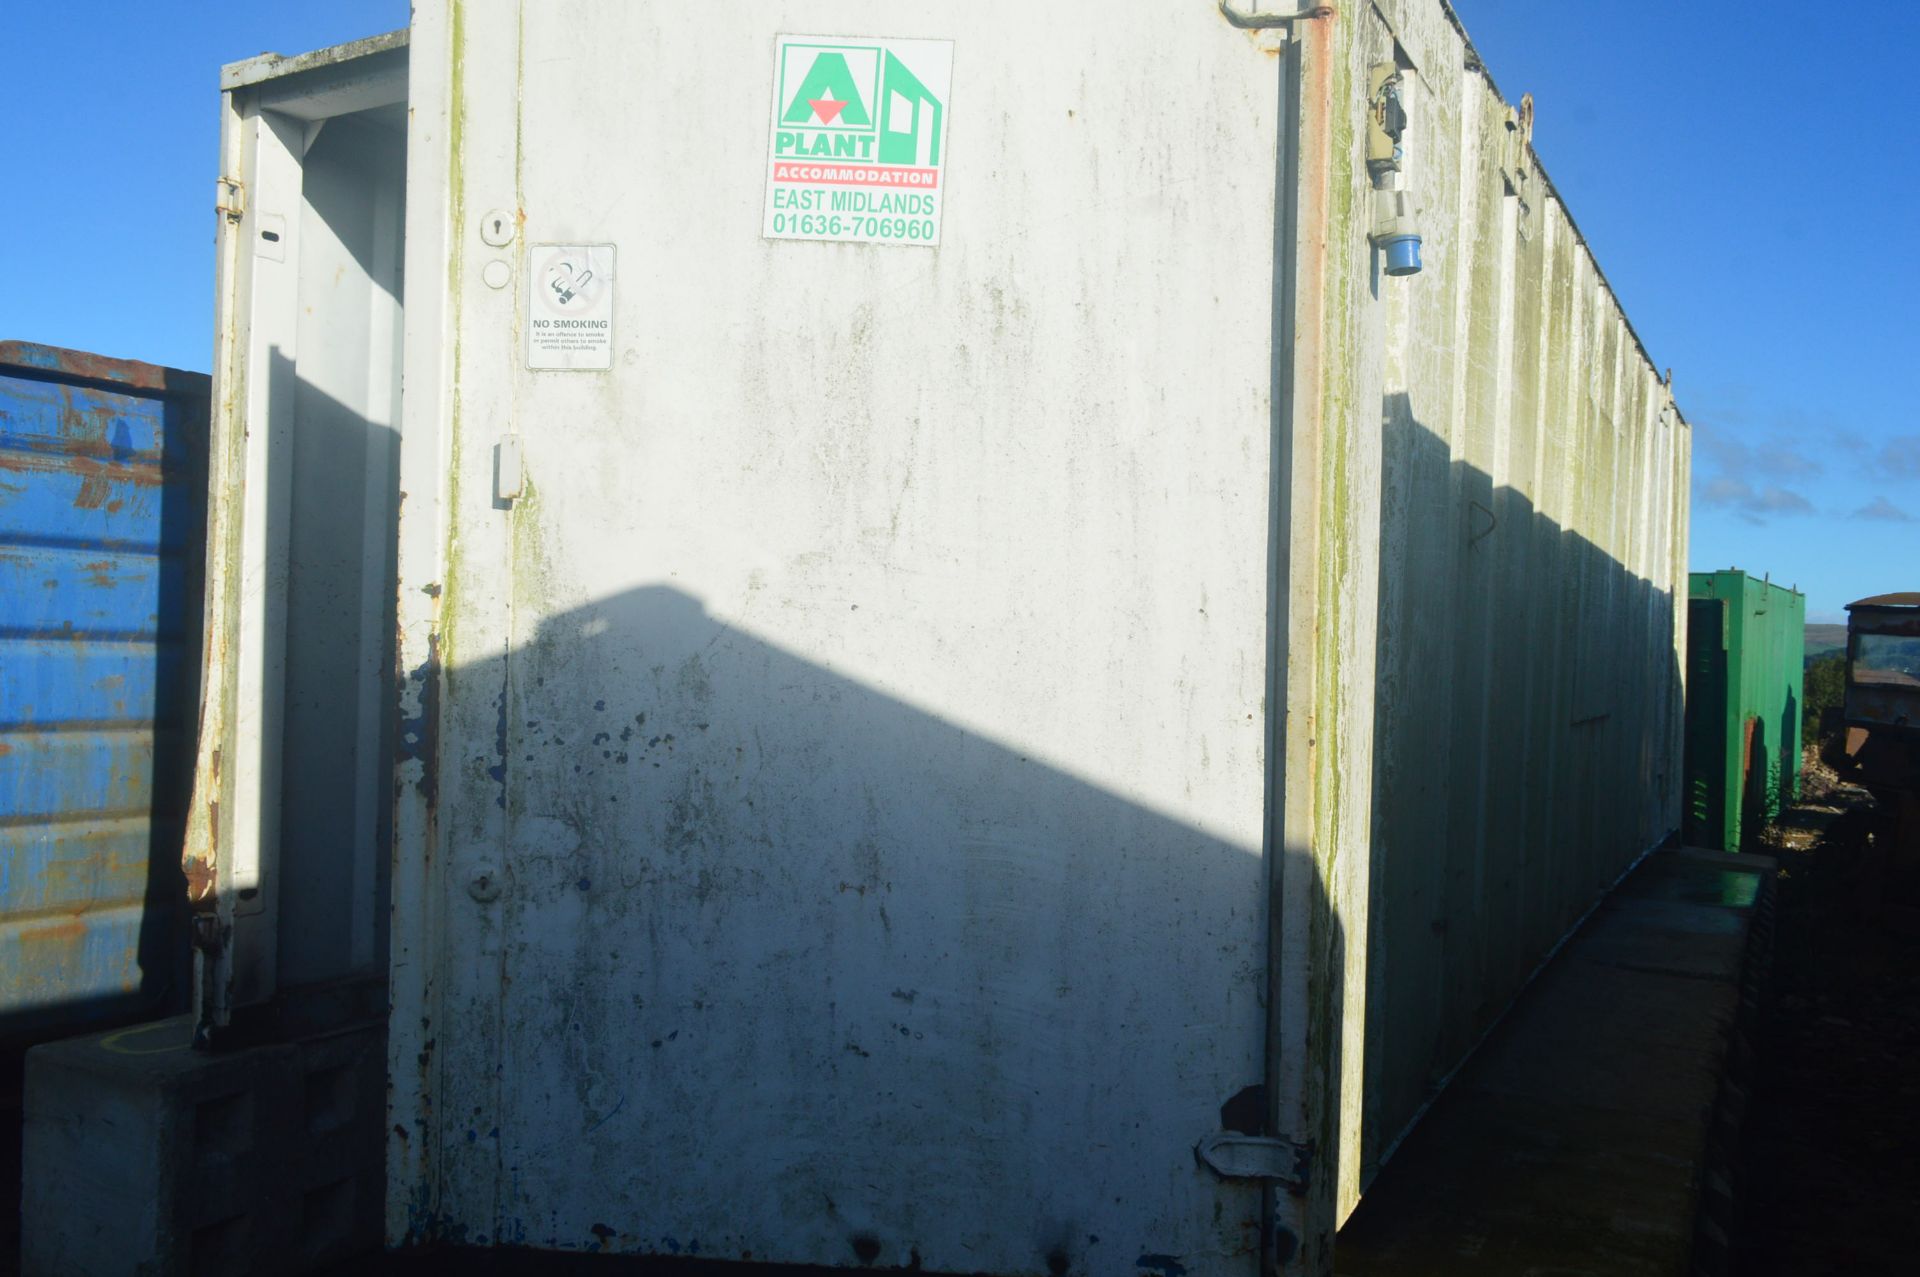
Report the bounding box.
[192,3,1690,1273]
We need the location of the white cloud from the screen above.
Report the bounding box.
[1695,473,1815,524]
[1852,496,1917,523]
[1881,435,1920,479]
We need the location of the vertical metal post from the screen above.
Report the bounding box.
[187,83,255,1045]
[1262,8,1335,1274]
[1249,0,1370,1269]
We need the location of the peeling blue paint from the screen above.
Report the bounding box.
[395,631,440,806]
[0,345,207,1031]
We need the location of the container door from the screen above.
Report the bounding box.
[188,39,408,1032]
[401,4,1284,1271]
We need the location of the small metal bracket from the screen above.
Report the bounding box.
[1195,1131,1313,1192]
[216,176,247,223]
[1368,64,1407,176]
[1218,1,1335,28]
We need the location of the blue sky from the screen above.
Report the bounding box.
[2,2,1910,621]
[0,1,406,361]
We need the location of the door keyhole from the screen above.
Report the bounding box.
[479,208,515,247]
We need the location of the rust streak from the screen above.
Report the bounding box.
[23,918,88,946]
[184,854,218,908]
[0,447,167,490]
[0,341,212,397]
[73,475,111,509]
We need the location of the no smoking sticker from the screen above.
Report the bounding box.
[527,244,614,369]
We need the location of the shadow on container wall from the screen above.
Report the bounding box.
[0,358,1689,1274]
[136,349,1341,1275]
[260,340,399,1002]
[1358,392,1684,1188]
[401,572,1344,1275]
[274,363,1688,1270]
[384,386,1687,1267]
[271,111,405,998]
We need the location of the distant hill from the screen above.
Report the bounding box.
[1806,624,1848,661]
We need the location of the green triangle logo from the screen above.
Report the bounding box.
[782,51,872,127]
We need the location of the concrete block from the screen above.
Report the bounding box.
[286,1025,386,1270]
[23,1016,296,1276]
[22,1015,384,1276]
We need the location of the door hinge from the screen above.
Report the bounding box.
[1195,1131,1314,1192]
[217,176,247,223]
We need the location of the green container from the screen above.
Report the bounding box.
[1684,571,1806,850]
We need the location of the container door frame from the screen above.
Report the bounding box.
[187,35,410,1035]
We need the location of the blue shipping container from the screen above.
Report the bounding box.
[0,342,207,1040]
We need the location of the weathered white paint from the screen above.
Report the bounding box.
[189,44,408,1021]
[198,2,1693,1273]
[395,2,1281,1272]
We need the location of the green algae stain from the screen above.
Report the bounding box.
[441,0,469,672]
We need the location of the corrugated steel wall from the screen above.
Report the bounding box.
[1283,2,1692,1219]
[0,343,206,1039]
[1684,571,1805,851]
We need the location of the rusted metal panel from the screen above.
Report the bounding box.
[0,345,208,1040]
[0,341,206,399]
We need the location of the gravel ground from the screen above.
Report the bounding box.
[1734,761,1920,1275]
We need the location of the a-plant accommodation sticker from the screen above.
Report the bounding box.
[763,35,954,247]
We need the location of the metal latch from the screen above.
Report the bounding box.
[495,435,525,503]
[216,176,246,223]
[1195,1131,1314,1192]
[1218,1,1335,28]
